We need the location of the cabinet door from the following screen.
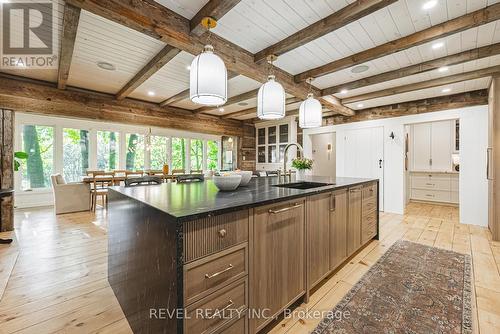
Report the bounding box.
[347,187,362,256]
[252,200,305,331]
[330,189,348,271]
[412,123,431,171]
[307,193,331,288]
[431,120,452,171]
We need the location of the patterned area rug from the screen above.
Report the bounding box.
[312,240,472,334]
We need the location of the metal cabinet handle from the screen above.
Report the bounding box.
[330,194,336,212]
[425,194,435,197]
[487,148,493,180]
[425,183,434,186]
[218,299,234,313]
[268,203,302,214]
[205,264,233,279]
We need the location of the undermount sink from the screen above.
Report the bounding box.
[273,182,333,190]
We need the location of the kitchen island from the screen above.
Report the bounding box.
[107,176,379,334]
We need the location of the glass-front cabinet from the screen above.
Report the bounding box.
[256,123,290,164]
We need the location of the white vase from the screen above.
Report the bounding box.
[297,169,305,180]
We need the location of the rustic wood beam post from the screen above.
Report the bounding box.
[116,45,181,100]
[321,43,500,96]
[295,2,500,82]
[0,109,14,233]
[57,4,81,89]
[341,65,500,104]
[190,0,242,36]
[254,0,397,63]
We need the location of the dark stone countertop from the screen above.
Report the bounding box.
[109,176,377,222]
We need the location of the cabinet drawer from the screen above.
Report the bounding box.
[411,175,450,191]
[451,177,459,192]
[184,210,249,263]
[451,191,459,204]
[220,316,247,334]
[411,189,451,202]
[185,278,247,334]
[362,210,377,226]
[362,183,377,200]
[362,222,377,244]
[184,244,247,305]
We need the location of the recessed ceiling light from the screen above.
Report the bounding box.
[432,42,444,49]
[351,65,369,73]
[147,91,155,96]
[97,61,116,71]
[442,88,451,93]
[218,107,225,112]
[438,66,449,72]
[340,89,348,94]
[422,0,437,10]
[238,102,249,106]
[357,103,364,108]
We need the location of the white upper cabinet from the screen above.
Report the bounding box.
[411,123,432,171]
[410,120,455,172]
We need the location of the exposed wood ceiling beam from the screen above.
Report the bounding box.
[342,64,500,104]
[222,97,303,119]
[190,0,242,36]
[159,71,239,107]
[116,45,181,100]
[321,43,500,96]
[254,0,397,63]
[194,88,259,114]
[57,4,81,89]
[0,74,243,137]
[324,89,488,125]
[65,0,353,115]
[295,2,500,83]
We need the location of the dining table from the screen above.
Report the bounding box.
[81,172,194,185]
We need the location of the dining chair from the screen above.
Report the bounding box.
[125,170,144,179]
[190,169,203,174]
[125,176,162,187]
[92,172,114,211]
[177,174,204,183]
[171,169,185,175]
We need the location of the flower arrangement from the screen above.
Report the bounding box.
[291,157,313,170]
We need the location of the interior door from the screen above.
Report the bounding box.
[343,127,384,210]
[431,120,452,171]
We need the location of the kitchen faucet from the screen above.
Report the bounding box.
[279,143,304,181]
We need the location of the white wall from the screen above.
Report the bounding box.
[303,106,489,227]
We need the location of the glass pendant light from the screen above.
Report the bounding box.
[299,78,322,128]
[257,55,285,120]
[190,17,227,106]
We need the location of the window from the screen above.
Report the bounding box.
[149,136,169,170]
[63,128,89,182]
[190,139,203,172]
[97,131,119,171]
[126,133,145,170]
[20,125,54,190]
[171,138,186,171]
[207,140,219,171]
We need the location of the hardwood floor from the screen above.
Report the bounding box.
[0,203,499,333]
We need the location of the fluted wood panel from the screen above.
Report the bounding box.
[183,210,249,263]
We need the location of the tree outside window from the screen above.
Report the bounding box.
[21,125,54,190]
[190,139,203,172]
[63,128,89,182]
[97,131,119,170]
[150,136,169,170]
[207,140,219,171]
[171,138,186,171]
[126,134,145,170]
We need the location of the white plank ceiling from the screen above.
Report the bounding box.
[1,0,498,116]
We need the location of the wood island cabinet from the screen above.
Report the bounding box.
[330,189,348,270]
[307,192,332,287]
[347,186,362,256]
[251,199,306,332]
